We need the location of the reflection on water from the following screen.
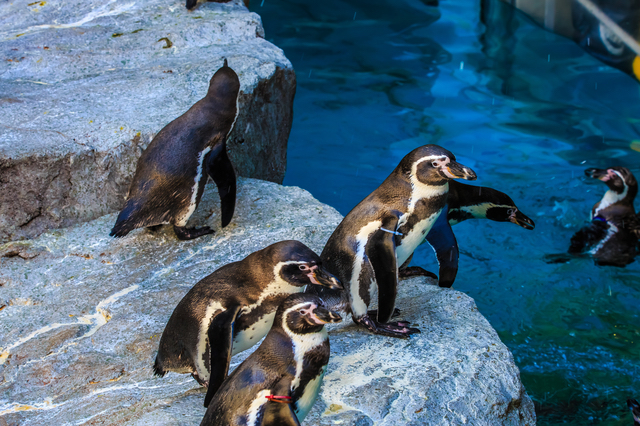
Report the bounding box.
[251,0,640,423]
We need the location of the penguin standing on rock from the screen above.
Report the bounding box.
[400,180,536,283]
[308,144,476,338]
[568,167,639,266]
[110,60,239,241]
[200,293,342,425]
[153,240,342,400]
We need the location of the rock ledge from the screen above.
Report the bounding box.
[0,178,534,425]
[0,0,295,243]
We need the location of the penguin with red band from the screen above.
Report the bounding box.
[200,293,342,425]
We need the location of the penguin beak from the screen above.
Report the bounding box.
[510,210,535,230]
[585,168,610,182]
[312,306,343,324]
[443,161,477,181]
[309,267,343,291]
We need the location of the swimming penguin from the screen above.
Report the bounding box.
[110,60,239,241]
[568,167,639,266]
[399,180,536,283]
[153,240,342,399]
[308,145,476,338]
[629,398,640,425]
[200,293,342,424]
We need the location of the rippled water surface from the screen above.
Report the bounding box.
[250,0,640,423]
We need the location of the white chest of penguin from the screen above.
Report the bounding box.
[395,182,449,266]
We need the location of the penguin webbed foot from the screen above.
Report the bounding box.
[147,225,163,233]
[173,225,215,240]
[356,315,420,339]
[191,372,209,387]
[399,266,438,280]
[367,308,402,319]
[186,0,197,9]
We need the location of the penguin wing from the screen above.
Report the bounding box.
[203,304,242,408]
[365,215,400,323]
[425,208,459,288]
[568,220,608,253]
[206,138,236,228]
[260,376,301,426]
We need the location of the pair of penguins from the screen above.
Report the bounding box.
[109,62,539,424]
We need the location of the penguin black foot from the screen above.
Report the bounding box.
[356,315,420,339]
[186,0,197,9]
[399,266,438,280]
[173,225,215,240]
[191,372,209,388]
[367,308,402,319]
[147,225,163,233]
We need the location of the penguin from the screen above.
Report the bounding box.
[399,180,536,281]
[629,398,640,426]
[110,60,239,241]
[153,240,342,399]
[568,167,639,267]
[308,145,476,338]
[200,293,342,425]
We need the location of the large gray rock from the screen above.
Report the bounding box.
[0,0,295,243]
[0,178,535,425]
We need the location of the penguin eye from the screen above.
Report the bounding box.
[431,161,438,168]
[299,264,310,271]
[507,209,515,215]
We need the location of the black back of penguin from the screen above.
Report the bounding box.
[200,293,342,426]
[110,61,240,239]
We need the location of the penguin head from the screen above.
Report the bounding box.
[401,145,477,186]
[270,241,343,291]
[206,59,241,112]
[585,167,638,202]
[483,193,536,230]
[276,294,342,335]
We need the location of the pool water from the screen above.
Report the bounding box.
[249,0,640,424]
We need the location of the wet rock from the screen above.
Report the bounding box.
[0,179,534,425]
[0,0,295,243]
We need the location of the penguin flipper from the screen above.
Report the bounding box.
[569,220,608,253]
[425,210,459,288]
[203,304,242,408]
[365,215,400,324]
[260,377,301,426]
[206,140,236,228]
[628,398,640,425]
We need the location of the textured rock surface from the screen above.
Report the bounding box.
[0,178,535,425]
[0,0,295,243]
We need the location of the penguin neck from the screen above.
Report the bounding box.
[278,304,328,392]
[406,177,449,214]
[592,186,631,219]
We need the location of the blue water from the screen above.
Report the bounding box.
[250,0,640,424]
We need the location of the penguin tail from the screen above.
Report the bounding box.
[153,356,166,377]
[109,221,133,238]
